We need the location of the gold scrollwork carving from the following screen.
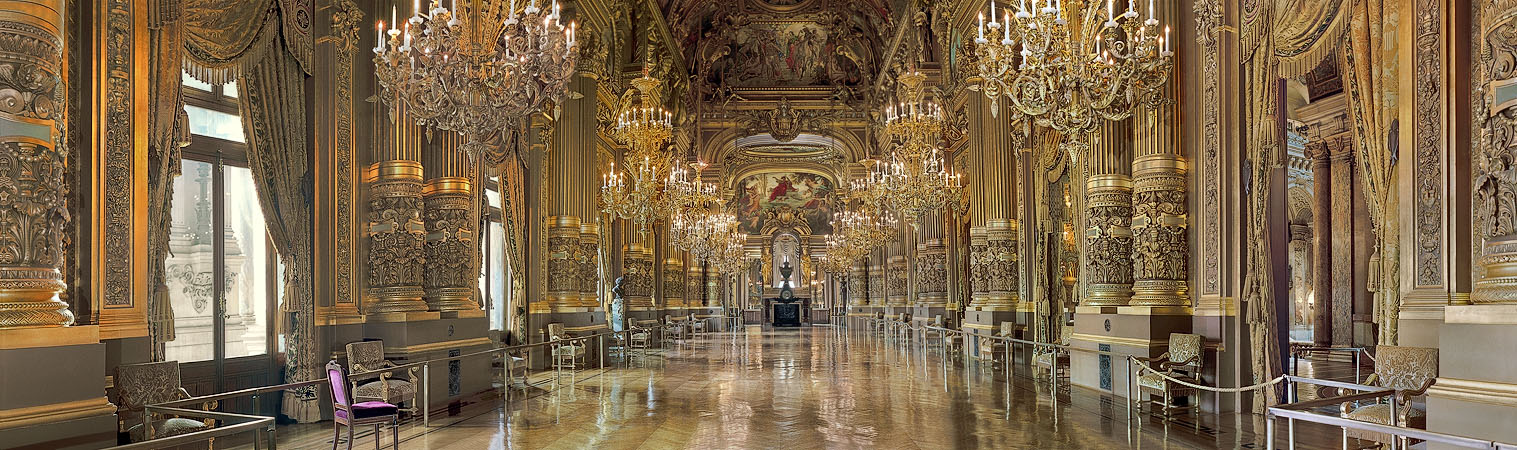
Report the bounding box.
[422,192,479,311]
[1085,177,1135,306]
[1131,155,1189,306]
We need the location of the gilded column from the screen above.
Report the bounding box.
[968,227,990,306]
[686,260,703,309]
[849,263,869,306]
[546,216,581,308]
[622,243,653,309]
[869,253,887,307]
[888,255,909,306]
[663,256,684,309]
[705,263,720,308]
[365,105,428,315]
[0,0,71,328]
[1130,48,1189,306]
[421,132,481,312]
[966,93,1021,309]
[984,219,1019,306]
[915,211,948,306]
[1084,119,1135,306]
[578,222,601,307]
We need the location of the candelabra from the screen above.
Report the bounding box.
[871,69,966,224]
[600,70,677,235]
[373,0,577,159]
[970,0,1173,151]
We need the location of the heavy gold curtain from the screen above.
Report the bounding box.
[179,0,321,422]
[1340,0,1401,345]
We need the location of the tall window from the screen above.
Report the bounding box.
[164,73,277,364]
[482,186,510,331]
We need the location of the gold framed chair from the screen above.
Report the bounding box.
[688,312,707,334]
[115,361,216,443]
[547,323,586,370]
[345,341,418,414]
[1338,345,1438,448]
[978,322,1016,365]
[1034,326,1074,381]
[923,315,946,344]
[1135,333,1204,420]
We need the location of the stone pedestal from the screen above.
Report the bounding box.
[0,327,116,449]
[1069,306,1192,398]
[1427,304,1517,448]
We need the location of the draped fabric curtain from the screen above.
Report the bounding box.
[147,0,189,360]
[488,129,528,344]
[180,0,321,422]
[1340,0,1401,345]
[1241,0,1285,412]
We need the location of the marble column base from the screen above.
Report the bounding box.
[1069,307,1192,400]
[0,327,115,449]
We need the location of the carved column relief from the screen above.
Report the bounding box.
[1412,0,1443,288]
[686,262,702,309]
[1085,118,1135,306]
[421,133,481,312]
[1471,1,1517,303]
[985,219,1019,306]
[887,256,909,306]
[578,223,600,307]
[0,3,73,327]
[622,243,653,308]
[1194,0,1223,295]
[968,227,990,306]
[869,261,886,306]
[662,257,683,309]
[849,264,868,306]
[915,241,948,306]
[546,216,581,308]
[705,264,719,308]
[1131,0,1189,309]
[365,158,427,314]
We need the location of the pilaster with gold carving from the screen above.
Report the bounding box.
[916,240,948,306]
[887,255,909,306]
[705,264,719,308]
[1130,154,1188,306]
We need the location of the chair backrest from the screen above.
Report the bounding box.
[999,321,1015,336]
[664,314,674,324]
[115,361,184,425]
[1058,326,1074,345]
[346,340,386,373]
[327,360,350,408]
[547,323,566,340]
[1167,333,1203,366]
[1374,345,1439,392]
[932,315,943,327]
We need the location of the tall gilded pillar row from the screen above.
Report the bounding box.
[1083,118,1135,306]
[966,95,1020,311]
[365,106,429,315]
[421,132,482,312]
[1129,55,1189,307]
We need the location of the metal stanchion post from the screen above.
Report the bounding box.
[1287,417,1295,449]
[503,351,510,401]
[423,362,431,428]
[1354,350,1361,384]
[1266,413,1275,450]
[1126,357,1134,421]
[268,425,278,450]
[599,336,605,371]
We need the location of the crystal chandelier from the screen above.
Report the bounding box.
[709,231,750,275]
[600,70,677,235]
[819,189,899,274]
[666,162,733,262]
[374,0,578,158]
[870,70,966,224]
[970,0,1173,151]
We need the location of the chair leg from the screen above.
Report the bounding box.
[332,423,341,450]
[374,424,381,450]
[392,418,400,450]
[346,423,355,450]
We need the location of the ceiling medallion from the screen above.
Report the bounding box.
[373,0,578,159]
[969,0,1172,153]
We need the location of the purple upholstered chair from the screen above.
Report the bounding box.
[327,360,399,450]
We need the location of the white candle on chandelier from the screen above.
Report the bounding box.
[990,0,997,23]
[1004,10,1011,41]
[1149,0,1155,20]
[1107,0,1114,21]
[1164,26,1171,53]
[978,12,984,40]
[377,21,384,50]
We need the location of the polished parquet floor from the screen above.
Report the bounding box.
[259,326,1346,449]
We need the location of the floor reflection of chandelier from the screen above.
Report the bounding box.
[601,71,676,235]
[373,0,577,158]
[871,70,965,224]
[970,0,1172,151]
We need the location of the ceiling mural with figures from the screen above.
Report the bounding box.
[731,171,838,235]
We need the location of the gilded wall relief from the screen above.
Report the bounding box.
[332,0,362,305]
[1195,0,1223,295]
[103,0,135,308]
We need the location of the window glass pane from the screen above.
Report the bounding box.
[224,81,238,98]
[223,167,269,358]
[164,160,217,363]
[490,220,506,331]
[486,189,501,212]
[182,71,212,92]
[184,105,246,143]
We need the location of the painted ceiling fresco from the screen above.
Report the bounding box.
[731,171,837,235]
